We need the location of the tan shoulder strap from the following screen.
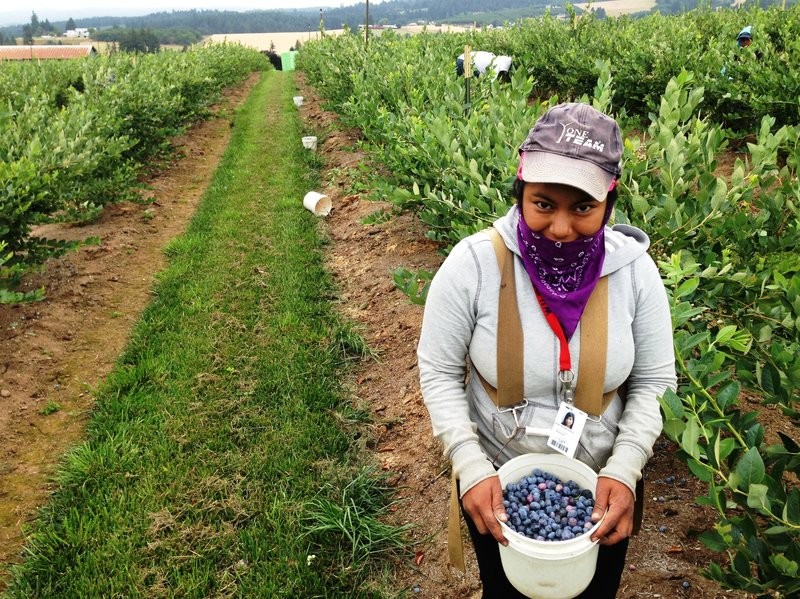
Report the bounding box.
[488,229,524,408]
[575,276,609,416]
[482,229,615,416]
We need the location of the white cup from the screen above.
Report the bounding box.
[301,136,317,151]
[303,191,331,216]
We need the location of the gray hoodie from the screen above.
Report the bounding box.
[417,205,677,497]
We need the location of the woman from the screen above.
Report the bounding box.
[417,103,676,598]
[561,412,575,429]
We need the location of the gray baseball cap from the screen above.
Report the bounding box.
[518,102,622,202]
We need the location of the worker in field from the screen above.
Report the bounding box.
[737,26,753,48]
[736,25,762,59]
[418,102,677,598]
[722,25,761,78]
[455,50,513,82]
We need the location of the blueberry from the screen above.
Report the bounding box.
[659,525,667,533]
[681,581,690,589]
[502,467,599,542]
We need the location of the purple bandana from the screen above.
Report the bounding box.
[516,208,609,339]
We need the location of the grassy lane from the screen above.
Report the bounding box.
[3,71,406,598]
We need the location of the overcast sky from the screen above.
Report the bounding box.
[1,1,374,26]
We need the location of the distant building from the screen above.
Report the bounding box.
[64,28,90,38]
[0,45,97,60]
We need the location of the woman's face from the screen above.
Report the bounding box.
[521,182,606,243]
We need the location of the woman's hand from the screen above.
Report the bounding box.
[462,476,509,546]
[590,476,635,545]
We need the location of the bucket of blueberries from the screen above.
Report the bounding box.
[496,453,602,599]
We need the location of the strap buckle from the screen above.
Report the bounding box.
[490,399,530,466]
[559,370,575,403]
[497,398,529,430]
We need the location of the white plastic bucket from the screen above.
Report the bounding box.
[293,96,304,107]
[302,191,331,216]
[496,453,601,599]
[301,136,318,151]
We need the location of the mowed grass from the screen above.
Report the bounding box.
[3,71,408,598]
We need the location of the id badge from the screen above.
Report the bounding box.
[546,402,587,458]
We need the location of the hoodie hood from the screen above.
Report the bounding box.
[493,204,650,276]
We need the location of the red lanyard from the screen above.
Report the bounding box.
[536,292,575,402]
[535,292,571,372]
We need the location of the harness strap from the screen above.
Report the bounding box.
[483,228,615,415]
[489,227,524,408]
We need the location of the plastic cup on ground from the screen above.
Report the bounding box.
[302,191,331,216]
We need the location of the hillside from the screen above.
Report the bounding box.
[1,0,680,37]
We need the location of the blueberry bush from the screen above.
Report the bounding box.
[0,43,268,302]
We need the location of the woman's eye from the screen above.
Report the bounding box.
[575,204,593,214]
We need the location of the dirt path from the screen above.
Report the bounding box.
[0,68,756,598]
[0,73,259,576]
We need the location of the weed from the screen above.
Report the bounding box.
[39,401,61,415]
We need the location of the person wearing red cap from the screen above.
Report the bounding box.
[418,103,676,598]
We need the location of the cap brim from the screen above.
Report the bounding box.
[519,151,614,202]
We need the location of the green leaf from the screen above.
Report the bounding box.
[770,553,799,577]
[658,388,684,419]
[715,381,740,411]
[674,277,699,299]
[734,448,765,489]
[746,483,771,513]
[732,551,752,578]
[676,331,709,355]
[687,458,713,482]
[662,417,685,441]
[714,325,738,345]
[700,529,729,552]
[706,481,726,512]
[681,418,701,460]
[718,437,736,462]
[784,488,800,523]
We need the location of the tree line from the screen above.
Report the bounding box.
[0,0,578,39]
[1,0,794,45]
